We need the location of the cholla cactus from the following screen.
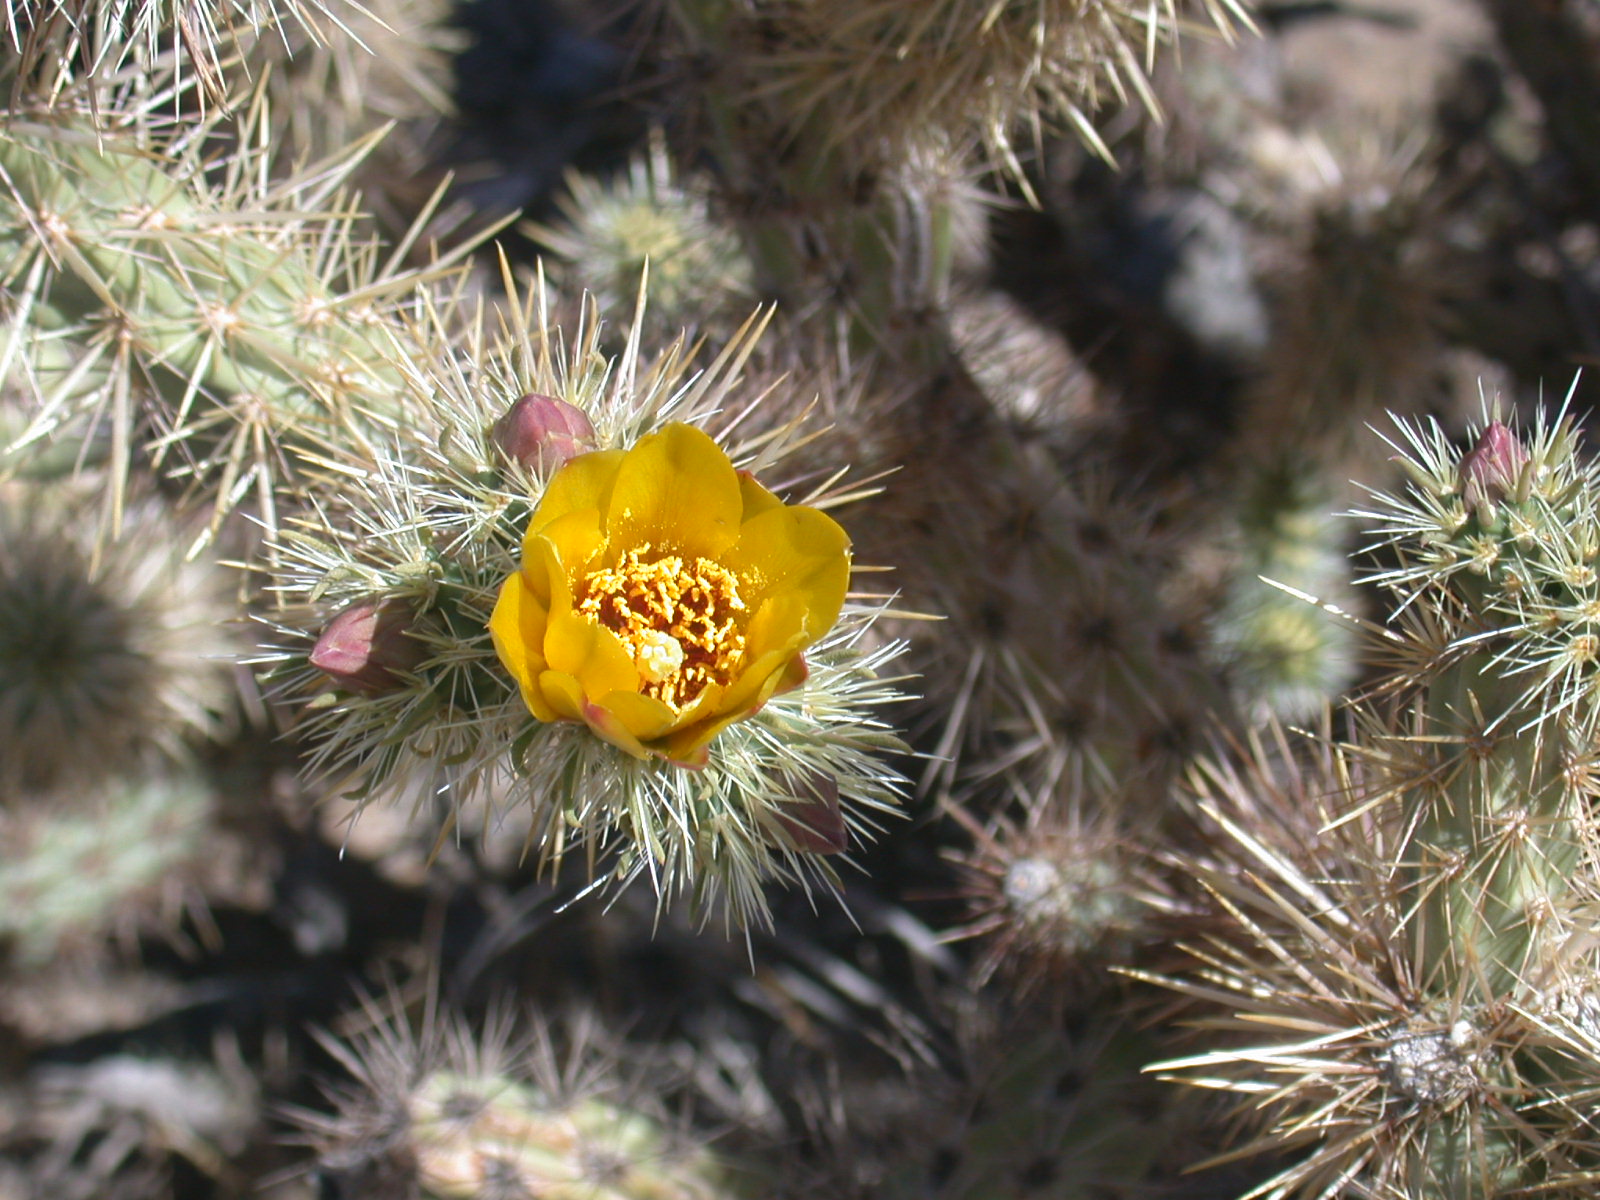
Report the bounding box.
[1241,140,1447,460]
[254,0,457,156]
[0,771,215,964]
[526,136,753,347]
[0,79,473,538]
[636,2,1247,370]
[901,432,1219,806]
[770,1009,1206,1200]
[4,0,349,100]
[0,483,235,794]
[946,287,1104,440]
[660,0,1251,177]
[260,277,909,926]
[300,999,734,1200]
[1142,397,1600,1197]
[11,1051,259,1199]
[1206,460,1361,723]
[0,314,116,480]
[251,0,463,238]
[944,787,1169,996]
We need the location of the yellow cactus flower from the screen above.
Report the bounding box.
[490,422,851,767]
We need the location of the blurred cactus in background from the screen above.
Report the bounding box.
[525,134,754,346]
[0,484,235,793]
[5,0,1600,1198]
[0,770,215,964]
[300,999,734,1200]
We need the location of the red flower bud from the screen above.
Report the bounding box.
[1459,421,1529,522]
[310,599,427,695]
[492,394,595,472]
[767,771,848,855]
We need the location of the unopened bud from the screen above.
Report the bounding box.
[766,771,848,855]
[1459,421,1529,522]
[491,394,595,471]
[310,599,427,695]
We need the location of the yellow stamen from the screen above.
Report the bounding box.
[577,546,746,709]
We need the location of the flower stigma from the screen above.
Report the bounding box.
[576,545,747,710]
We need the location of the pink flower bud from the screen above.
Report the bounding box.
[310,599,427,695]
[492,394,595,471]
[767,771,848,855]
[1459,421,1529,521]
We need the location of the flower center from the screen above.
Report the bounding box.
[576,545,747,710]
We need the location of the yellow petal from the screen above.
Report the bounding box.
[659,678,726,734]
[720,641,804,722]
[723,504,850,640]
[656,738,711,769]
[536,508,606,583]
[741,591,809,659]
[593,690,678,742]
[737,470,785,521]
[527,448,626,544]
[657,665,786,763]
[489,572,557,722]
[525,532,580,616]
[540,672,651,758]
[605,423,743,558]
[772,652,809,695]
[521,451,619,606]
[583,703,655,759]
[544,606,640,700]
[537,669,587,722]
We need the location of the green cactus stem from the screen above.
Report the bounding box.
[0,99,479,534]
